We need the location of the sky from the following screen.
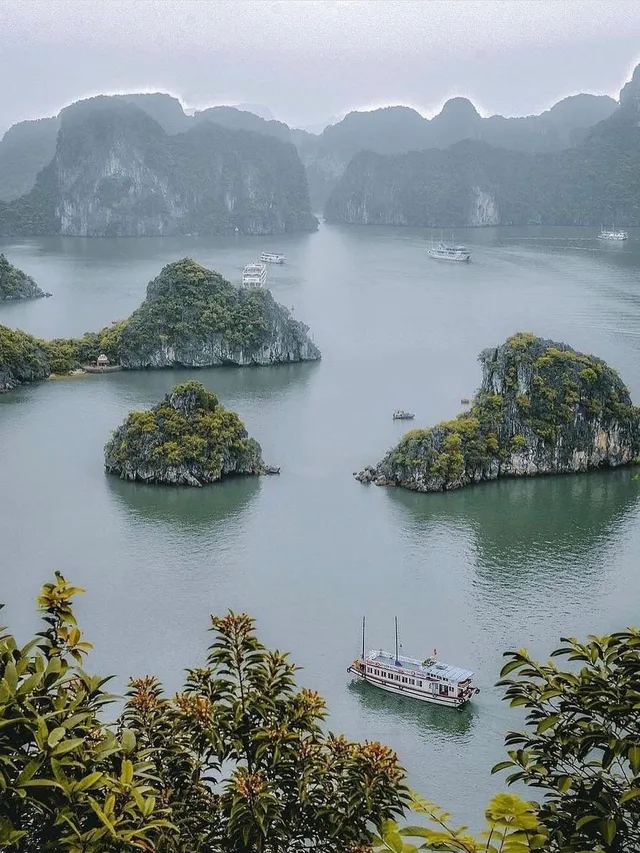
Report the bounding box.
[1,0,640,133]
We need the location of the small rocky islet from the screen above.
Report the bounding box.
[0,258,320,392]
[104,380,274,487]
[0,253,50,300]
[356,333,640,492]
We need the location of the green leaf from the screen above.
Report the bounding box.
[120,758,133,787]
[88,797,116,837]
[51,737,85,756]
[47,727,66,748]
[620,788,640,804]
[629,745,640,776]
[120,728,136,754]
[601,817,616,845]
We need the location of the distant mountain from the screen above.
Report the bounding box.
[0,117,59,201]
[324,68,640,228]
[193,106,292,143]
[233,104,276,121]
[0,97,316,237]
[304,93,617,206]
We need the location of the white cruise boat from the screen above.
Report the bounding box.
[428,241,471,262]
[347,618,477,709]
[598,227,628,241]
[260,251,286,264]
[241,263,267,288]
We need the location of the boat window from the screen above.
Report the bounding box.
[410,678,415,685]
[418,680,422,687]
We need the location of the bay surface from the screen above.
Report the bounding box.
[2,224,640,824]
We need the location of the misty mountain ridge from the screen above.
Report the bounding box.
[325,65,640,229]
[0,84,619,206]
[0,96,317,237]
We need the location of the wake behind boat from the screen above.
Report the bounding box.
[347,617,478,709]
[428,239,471,262]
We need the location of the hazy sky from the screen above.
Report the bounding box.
[2,0,640,132]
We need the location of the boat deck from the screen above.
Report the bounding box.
[367,650,473,683]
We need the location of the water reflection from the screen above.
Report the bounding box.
[106,474,261,530]
[388,469,640,574]
[347,678,476,743]
[103,361,321,411]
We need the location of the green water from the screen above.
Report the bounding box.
[2,224,640,823]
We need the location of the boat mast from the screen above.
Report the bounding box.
[361,616,366,660]
[394,616,399,665]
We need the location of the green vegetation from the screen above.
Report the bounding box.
[104,380,265,485]
[0,324,50,390]
[375,630,640,853]
[0,574,407,851]
[118,259,274,361]
[0,260,319,390]
[382,334,640,490]
[0,253,47,300]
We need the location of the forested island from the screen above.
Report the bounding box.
[357,333,640,491]
[0,259,320,392]
[0,253,49,300]
[105,381,270,486]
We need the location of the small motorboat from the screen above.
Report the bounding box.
[393,410,415,420]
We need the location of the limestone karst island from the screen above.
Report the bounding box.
[357,333,640,491]
[104,381,273,486]
[0,258,320,392]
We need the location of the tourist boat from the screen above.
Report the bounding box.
[347,618,478,708]
[260,251,286,264]
[393,410,415,420]
[598,227,628,241]
[241,263,267,288]
[428,241,471,262]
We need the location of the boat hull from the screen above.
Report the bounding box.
[428,253,471,262]
[348,666,471,708]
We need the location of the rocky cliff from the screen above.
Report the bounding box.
[325,66,640,227]
[0,97,317,237]
[104,381,267,486]
[356,334,640,492]
[114,259,320,368]
[0,254,49,300]
[302,93,617,207]
[0,325,51,392]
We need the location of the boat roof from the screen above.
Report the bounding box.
[366,649,473,682]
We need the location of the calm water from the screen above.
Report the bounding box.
[2,224,640,824]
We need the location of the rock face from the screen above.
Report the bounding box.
[0,97,317,237]
[115,259,321,368]
[301,94,617,207]
[325,67,640,227]
[356,334,640,492]
[104,381,267,486]
[0,253,49,300]
[0,325,51,392]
